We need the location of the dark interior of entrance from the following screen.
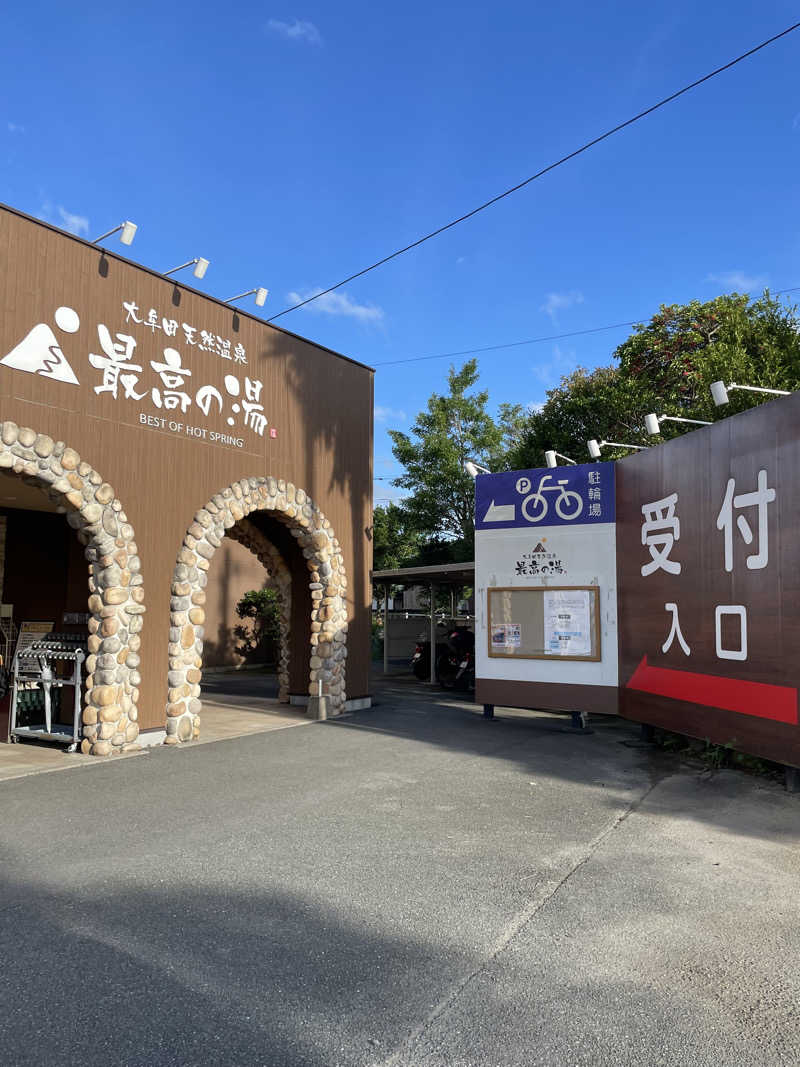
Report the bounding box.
[0,473,91,742]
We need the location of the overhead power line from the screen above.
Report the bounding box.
[372,286,800,368]
[268,22,800,322]
[374,322,638,367]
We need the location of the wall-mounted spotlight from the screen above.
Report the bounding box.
[464,460,491,478]
[587,439,647,460]
[710,380,790,407]
[225,287,269,308]
[164,257,210,280]
[92,220,138,247]
[644,413,712,436]
[544,450,577,468]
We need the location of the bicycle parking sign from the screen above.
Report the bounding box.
[474,462,615,531]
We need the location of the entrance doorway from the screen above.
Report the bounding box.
[165,476,349,744]
[189,523,303,742]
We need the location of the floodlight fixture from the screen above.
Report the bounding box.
[164,257,210,280]
[544,450,577,468]
[587,438,647,460]
[92,220,138,246]
[225,287,269,307]
[464,460,491,478]
[644,412,712,436]
[710,380,790,408]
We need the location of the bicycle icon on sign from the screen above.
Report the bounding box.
[516,474,583,523]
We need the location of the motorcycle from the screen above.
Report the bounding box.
[435,626,475,691]
[410,619,456,680]
[410,632,449,681]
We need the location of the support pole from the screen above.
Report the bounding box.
[383,581,389,675]
[430,582,436,685]
[562,710,593,734]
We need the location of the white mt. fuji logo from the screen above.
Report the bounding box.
[1,306,81,385]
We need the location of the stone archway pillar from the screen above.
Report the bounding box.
[0,421,145,755]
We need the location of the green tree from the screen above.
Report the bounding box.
[371,502,420,572]
[233,588,280,663]
[615,292,800,420]
[389,359,511,558]
[511,291,800,468]
[508,365,643,468]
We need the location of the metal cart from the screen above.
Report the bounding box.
[9,634,86,752]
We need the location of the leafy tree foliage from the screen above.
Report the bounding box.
[388,359,524,559]
[233,588,280,663]
[371,502,421,572]
[510,292,800,468]
[506,365,642,468]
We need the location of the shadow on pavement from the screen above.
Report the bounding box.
[0,870,465,1067]
[330,669,800,845]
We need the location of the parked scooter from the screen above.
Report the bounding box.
[436,626,475,691]
[410,621,451,681]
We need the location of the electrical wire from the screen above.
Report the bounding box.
[267,22,800,322]
[372,286,800,368]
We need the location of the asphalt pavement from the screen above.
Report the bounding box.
[1,673,798,1066]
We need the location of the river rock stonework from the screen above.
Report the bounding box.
[166,477,348,743]
[0,422,145,756]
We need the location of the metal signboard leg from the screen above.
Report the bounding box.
[383,581,389,675]
[429,582,436,685]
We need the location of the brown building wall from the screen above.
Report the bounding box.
[0,205,374,733]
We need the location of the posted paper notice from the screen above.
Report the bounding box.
[543,590,592,656]
[491,623,521,649]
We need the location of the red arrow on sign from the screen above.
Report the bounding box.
[626,656,798,726]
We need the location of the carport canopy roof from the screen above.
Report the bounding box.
[371,562,474,587]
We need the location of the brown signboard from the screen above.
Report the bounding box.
[617,393,800,768]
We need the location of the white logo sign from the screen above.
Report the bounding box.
[1,301,275,446]
[1,306,81,384]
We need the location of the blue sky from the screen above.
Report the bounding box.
[2,2,799,503]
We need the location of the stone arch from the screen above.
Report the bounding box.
[166,476,348,744]
[0,421,145,756]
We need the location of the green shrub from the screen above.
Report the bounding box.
[234,588,280,663]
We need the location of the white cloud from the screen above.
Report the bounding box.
[39,200,90,237]
[57,206,89,236]
[287,287,384,323]
[267,18,322,44]
[374,405,406,423]
[540,290,584,321]
[7,122,25,134]
[706,271,768,292]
